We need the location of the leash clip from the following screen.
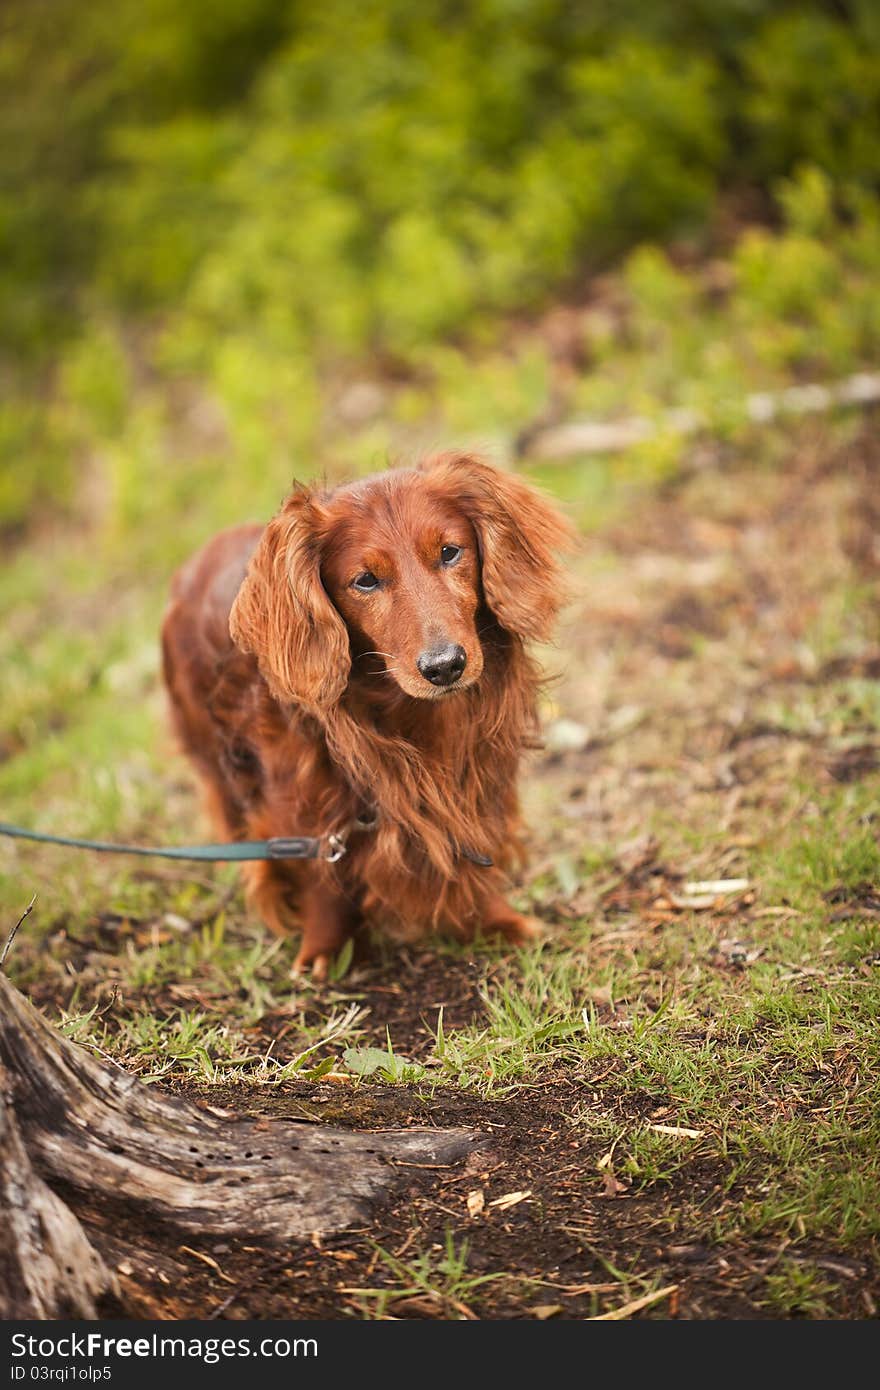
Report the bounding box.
[322,808,378,862]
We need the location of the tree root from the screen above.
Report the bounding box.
[0,971,484,1317]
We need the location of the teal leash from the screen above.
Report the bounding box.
[0,813,492,867]
[0,821,346,863]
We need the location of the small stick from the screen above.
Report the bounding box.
[0,894,36,970]
[588,1283,679,1321]
[179,1245,237,1285]
[206,1254,292,1320]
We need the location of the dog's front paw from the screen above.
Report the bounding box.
[290,893,358,983]
[290,947,332,982]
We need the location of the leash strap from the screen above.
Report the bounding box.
[0,821,341,863]
[0,818,492,867]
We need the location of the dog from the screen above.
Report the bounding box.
[161,451,574,977]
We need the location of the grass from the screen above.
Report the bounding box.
[21,760,876,1260]
[344,1231,505,1320]
[761,1260,840,1318]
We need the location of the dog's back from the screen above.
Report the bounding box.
[161,523,266,836]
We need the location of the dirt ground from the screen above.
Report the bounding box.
[10,420,880,1320]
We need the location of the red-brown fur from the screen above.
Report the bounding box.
[161,452,574,976]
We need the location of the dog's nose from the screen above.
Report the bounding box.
[417,643,467,687]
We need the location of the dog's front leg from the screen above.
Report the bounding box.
[291,877,360,982]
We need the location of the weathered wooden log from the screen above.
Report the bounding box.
[0,971,484,1317]
[0,1063,118,1317]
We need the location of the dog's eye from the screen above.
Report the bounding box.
[440,544,462,567]
[352,570,380,592]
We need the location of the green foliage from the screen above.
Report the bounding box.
[743,12,880,187]
[352,1230,503,1318]
[0,399,73,535]
[567,168,880,443]
[761,1260,839,1318]
[342,1041,427,1084]
[1,2,879,524]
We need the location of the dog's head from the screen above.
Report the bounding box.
[229,453,574,709]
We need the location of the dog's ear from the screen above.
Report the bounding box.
[229,485,350,708]
[422,452,576,642]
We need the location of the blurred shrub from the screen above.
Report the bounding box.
[1,0,879,531]
[0,400,73,535]
[743,12,880,187]
[571,166,880,433]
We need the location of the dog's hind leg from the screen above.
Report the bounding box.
[479,891,544,946]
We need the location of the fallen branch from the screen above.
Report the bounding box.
[521,371,880,460]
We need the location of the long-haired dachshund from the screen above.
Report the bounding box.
[161,452,573,977]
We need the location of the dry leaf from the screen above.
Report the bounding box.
[600,1169,628,1197]
[684,878,750,895]
[162,912,192,933]
[670,892,718,910]
[466,1188,485,1217]
[488,1189,532,1210]
[532,1304,564,1320]
[649,1123,704,1139]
